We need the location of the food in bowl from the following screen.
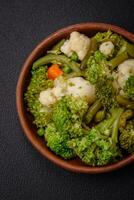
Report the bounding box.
[24,30,134,167]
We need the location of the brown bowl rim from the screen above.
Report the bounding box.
[16,22,134,174]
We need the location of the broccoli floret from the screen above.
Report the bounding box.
[52,96,89,138]
[95,76,117,110]
[94,30,113,43]
[85,51,109,84]
[29,99,52,128]
[94,30,125,55]
[123,75,134,100]
[25,67,53,102]
[119,119,134,153]
[68,108,123,166]
[45,123,75,159]
[44,96,89,159]
[25,66,53,127]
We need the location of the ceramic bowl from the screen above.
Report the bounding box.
[16,23,134,173]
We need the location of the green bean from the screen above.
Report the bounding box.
[95,110,105,122]
[126,42,134,57]
[80,37,98,69]
[52,39,65,51]
[119,109,134,128]
[118,41,134,57]
[108,51,128,70]
[116,95,134,110]
[32,54,81,73]
[85,100,102,124]
[65,71,82,78]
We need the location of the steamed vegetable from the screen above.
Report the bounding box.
[44,96,89,159]
[25,30,134,166]
[60,31,91,61]
[33,54,81,73]
[99,41,114,56]
[108,51,128,70]
[24,67,53,127]
[116,95,134,109]
[45,123,75,159]
[95,110,105,122]
[123,75,134,100]
[52,96,89,138]
[117,59,134,99]
[119,109,134,128]
[119,120,134,153]
[47,64,63,80]
[95,76,117,110]
[80,37,98,69]
[85,51,109,84]
[51,39,65,54]
[85,100,102,124]
[68,108,123,166]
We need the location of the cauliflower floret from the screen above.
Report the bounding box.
[39,76,95,106]
[39,89,56,106]
[53,76,67,88]
[67,77,95,103]
[52,76,67,99]
[117,59,134,89]
[52,87,66,100]
[99,41,114,56]
[60,31,91,60]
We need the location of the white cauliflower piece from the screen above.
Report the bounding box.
[39,89,56,106]
[99,41,114,56]
[60,31,91,60]
[39,76,96,106]
[67,77,95,103]
[53,76,67,88]
[117,59,134,90]
[52,76,67,99]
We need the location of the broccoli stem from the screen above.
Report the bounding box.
[118,41,134,57]
[112,108,124,144]
[85,100,102,124]
[95,108,123,138]
[108,51,128,70]
[116,95,134,109]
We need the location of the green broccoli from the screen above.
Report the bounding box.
[45,123,75,159]
[44,96,89,159]
[123,75,134,100]
[119,120,134,153]
[85,51,109,84]
[94,30,113,43]
[25,66,53,128]
[52,96,89,138]
[68,108,123,166]
[95,76,117,110]
[94,30,125,55]
[119,109,133,128]
[30,99,52,128]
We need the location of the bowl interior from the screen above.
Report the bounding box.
[17,23,134,173]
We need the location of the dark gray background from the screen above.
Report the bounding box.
[0,0,134,199]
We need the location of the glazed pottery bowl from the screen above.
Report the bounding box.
[16,23,134,173]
